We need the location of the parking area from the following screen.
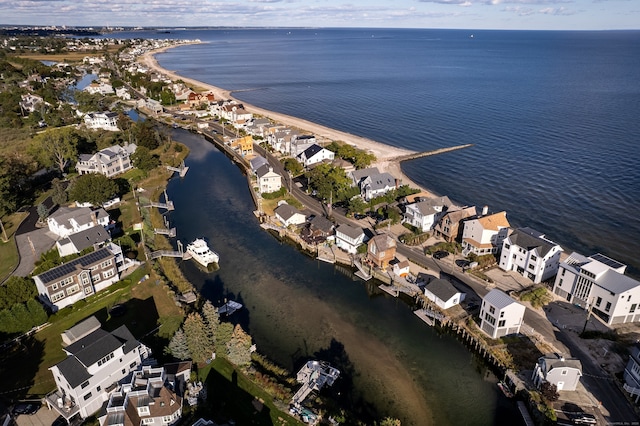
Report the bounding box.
[14,403,58,426]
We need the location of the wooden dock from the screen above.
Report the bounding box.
[393,143,474,163]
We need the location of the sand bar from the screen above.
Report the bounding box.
[140,45,435,196]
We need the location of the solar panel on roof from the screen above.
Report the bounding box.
[37,248,112,284]
[591,253,625,270]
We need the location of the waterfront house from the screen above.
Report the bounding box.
[48,207,110,239]
[34,247,120,312]
[367,234,396,270]
[552,252,640,325]
[46,317,151,421]
[335,224,366,254]
[84,81,114,95]
[249,155,269,173]
[532,353,582,391]
[361,172,397,202]
[76,143,137,178]
[331,158,356,175]
[230,136,254,156]
[245,118,272,138]
[138,98,163,115]
[302,215,334,243]
[297,144,335,167]
[84,111,119,131]
[499,227,563,283]
[98,364,189,426]
[623,345,640,403]
[403,196,454,232]
[479,289,525,339]
[461,209,510,256]
[55,226,110,257]
[391,259,411,277]
[274,203,306,227]
[115,87,130,100]
[290,134,316,157]
[266,128,297,154]
[256,165,282,194]
[424,279,466,310]
[433,206,478,243]
[349,167,380,187]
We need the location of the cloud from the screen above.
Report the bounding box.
[539,6,575,15]
[418,0,474,4]
[503,5,536,15]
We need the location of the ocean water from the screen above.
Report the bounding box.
[141,28,640,275]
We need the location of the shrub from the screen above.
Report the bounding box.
[519,287,552,308]
[261,187,287,200]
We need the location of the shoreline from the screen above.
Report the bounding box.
[139,45,438,197]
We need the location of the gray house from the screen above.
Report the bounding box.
[532,353,582,391]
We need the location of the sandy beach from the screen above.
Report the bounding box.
[140,45,435,196]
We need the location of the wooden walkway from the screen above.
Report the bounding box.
[392,143,474,162]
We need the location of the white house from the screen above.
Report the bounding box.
[34,247,121,311]
[499,227,563,284]
[84,81,114,95]
[274,203,306,227]
[297,144,335,167]
[360,172,396,201]
[552,252,640,325]
[532,353,582,391]
[47,207,110,239]
[479,289,526,339]
[461,210,510,256]
[249,155,269,174]
[76,143,137,178]
[84,112,119,131]
[349,167,379,187]
[290,135,316,157]
[46,317,151,420]
[256,165,282,194]
[623,345,640,403]
[424,279,465,310]
[115,87,130,100]
[98,364,188,426]
[403,196,454,232]
[335,224,365,254]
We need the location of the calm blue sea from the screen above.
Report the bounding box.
[118,28,640,274]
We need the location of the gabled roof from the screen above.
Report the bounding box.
[49,206,109,229]
[425,279,461,301]
[35,247,114,285]
[508,227,560,257]
[301,144,325,159]
[476,211,510,231]
[363,172,395,191]
[538,353,582,373]
[336,224,364,240]
[350,167,380,185]
[256,164,279,179]
[408,196,453,216]
[443,206,478,223]
[62,316,101,345]
[64,226,110,252]
[274,203,303,221]
[249,155,269,172]
[309,215,334,233]
[369,234,396,251]
[483,288,521,310]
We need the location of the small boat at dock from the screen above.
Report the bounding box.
[498,381,514,398]
[218,300,243,315]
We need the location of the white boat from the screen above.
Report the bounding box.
[186,238,219,267]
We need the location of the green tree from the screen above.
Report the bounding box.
[347,196,367,215]
[51,178,68,206]
[133,120,159,149]
[215,322,234,350]
[130,147,160,171]
[26,299,48,327]
[282,158,303,176]
[226,324,253,366]
[37,203,49,221]
[166,328,190,360]
[75,90,103,113]
[540,382,559,402]
[306,164,354,202]
[10,303,32,333]
[29,127,78,174]
[160,89,176,106]
[0,277,38,310]
[68,173,118,206]
[0,155,31,216]
[183,312,215,363]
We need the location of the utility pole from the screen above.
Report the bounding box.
[581,298,594,334]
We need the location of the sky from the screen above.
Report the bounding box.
[0,0,638,31]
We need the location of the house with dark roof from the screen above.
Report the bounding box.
[623,345,640,402]
[56,225,110,257]
[479,289,525,339]
[348,167,380,187]
[552,252,640,325]
[532,353,582,391]
[249,155,269,173]
[34,247,119,311]
[98,363,190,426]
[76,143,137,178]
[46,317,151,420]
[403,196,455,232]
[335,224,365,254]
[499,227,563,283]
[274,203,306,227]
[302,215,335,243]
[297,144,335,167]
[360,172,396,201]
[424,279,466,310]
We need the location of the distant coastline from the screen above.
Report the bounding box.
[140,44,441,197]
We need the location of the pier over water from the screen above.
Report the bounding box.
[393,143,474,163]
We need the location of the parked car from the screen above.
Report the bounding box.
[52,415,68,426]
[12,402,41,416]
[572,413,597,425]
[109,304,126,317]
[433,250,450,260]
